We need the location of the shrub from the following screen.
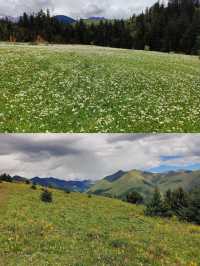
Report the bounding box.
[126,191,143,204]
[31,183,37,190]
[111,239,129,249]
[41,190,53,203]
[64,188,71,194]
[25,180,30,185]
[88,194,92,198]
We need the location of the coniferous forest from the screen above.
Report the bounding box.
[0,0,200,54]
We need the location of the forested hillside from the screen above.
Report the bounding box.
[0,0,200,54]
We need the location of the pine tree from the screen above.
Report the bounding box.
[186,188,200,224]
[126,191,143,204]
[145,188,165,216]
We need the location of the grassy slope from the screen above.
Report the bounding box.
[0,182,200,266]
[89,170,200,199]
[156,171,200,192]
[0,44,200,133]
[89,170,155,198]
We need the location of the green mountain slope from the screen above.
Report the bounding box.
[0,182,200,266]
[89,170,200,199]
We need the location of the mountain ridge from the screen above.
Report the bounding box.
[88,169,200,199]
[2,169,200,198]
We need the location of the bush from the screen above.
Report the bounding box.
[64,188,71,194]
[88,194,92,198]
[41,190,53,203]
[111,239,129,249]
[31,183,37,190]
[26,180,30,185]
[126,191,143,204]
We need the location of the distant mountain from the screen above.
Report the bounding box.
[54,15,76,24]
[88,17,106,21]
[31,177,93,192]
[12,175,27,182]
[88,170,200,200]
[105,170,127,182]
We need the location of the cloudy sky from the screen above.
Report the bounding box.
[0,134,200,180]
[0,0,158,18]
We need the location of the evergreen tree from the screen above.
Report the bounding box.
[171,187,189,217]
[126,191,143,204]
[186,188,200,224]
[145,188,165,216]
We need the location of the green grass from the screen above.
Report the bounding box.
[0,182,200,266]
[0,43,200,132]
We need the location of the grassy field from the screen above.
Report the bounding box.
[0,44,200,132]
[0,182,200,266]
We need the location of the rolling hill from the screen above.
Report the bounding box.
[0,181,200,265]
[88,170,200,199]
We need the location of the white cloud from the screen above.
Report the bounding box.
[0,134,199,180]
[0,0,157,18]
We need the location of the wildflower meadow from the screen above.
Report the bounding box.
[0,44,199,132]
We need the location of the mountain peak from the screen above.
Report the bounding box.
[105,170,126,182]
[54,15,76,24]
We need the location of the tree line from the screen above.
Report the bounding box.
[0,0,200,54]
[145,187,200,225]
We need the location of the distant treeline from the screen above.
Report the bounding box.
[0,0,200,54]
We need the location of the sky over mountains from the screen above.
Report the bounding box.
[0,0,158,18]
[0,134,200,180]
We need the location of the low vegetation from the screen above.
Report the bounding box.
[0,181,200,266]
[40,189,53,203]
[0,44,199,133]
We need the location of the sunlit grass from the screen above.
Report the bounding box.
[0,182,200,266]
[0,44,200,132]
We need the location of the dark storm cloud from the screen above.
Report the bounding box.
[0,134,82,158]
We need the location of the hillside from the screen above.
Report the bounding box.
[0,182,200,266]
[89,170,200,199]
[0,44,199,133]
